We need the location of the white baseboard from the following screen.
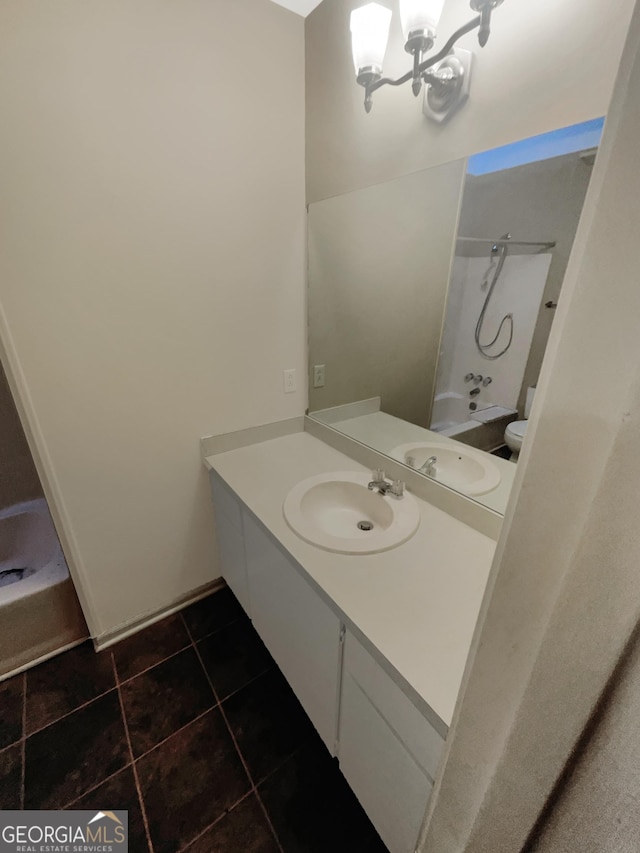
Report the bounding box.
[93,577,226,651]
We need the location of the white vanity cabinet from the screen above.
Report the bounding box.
[209,469,446,853]
[209,473,251,615]
[210,472,341,753]
[338,631,445,853]
[242,510,341,753]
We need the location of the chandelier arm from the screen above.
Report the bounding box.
[417,15,482,75]
[365,15,482,99]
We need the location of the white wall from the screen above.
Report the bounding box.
[0,0,306,638]
[306,0,635,203]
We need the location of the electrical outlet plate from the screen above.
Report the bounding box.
[283,369,297,394]
[313,364,325,388]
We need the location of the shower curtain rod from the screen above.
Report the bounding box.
[457,236,557,250]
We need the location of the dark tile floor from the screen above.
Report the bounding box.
[491,444,513,460]
[0,586,388,853]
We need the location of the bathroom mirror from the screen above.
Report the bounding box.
[307,118,604,514]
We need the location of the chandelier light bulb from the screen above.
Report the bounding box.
[350,3,393,77]
[399,0,446,41]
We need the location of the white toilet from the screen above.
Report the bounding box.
[504,386,536,459]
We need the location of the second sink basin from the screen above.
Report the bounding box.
[283,471,420,555]
[391,442,501,496]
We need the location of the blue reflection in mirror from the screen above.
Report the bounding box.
[468,118,605,176]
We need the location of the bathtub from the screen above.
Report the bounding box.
[0,498,87,678]
[0,498,69,606]
[430,392,482,437]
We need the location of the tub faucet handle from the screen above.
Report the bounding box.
[464,373,474,382]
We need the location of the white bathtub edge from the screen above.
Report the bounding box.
[0,638,86,683]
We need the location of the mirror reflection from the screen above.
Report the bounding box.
[308,119,604,514]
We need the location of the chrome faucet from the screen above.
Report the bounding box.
[367,469,405,499]
[419,456,438,477]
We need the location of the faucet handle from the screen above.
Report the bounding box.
[464,373,474,382]
[371,468,386,485]
[390,479,405,498]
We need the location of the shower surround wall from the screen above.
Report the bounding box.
[458,153,594,412]
[435,254,552,419]
[0,363,42,511]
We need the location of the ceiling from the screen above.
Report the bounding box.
[269,0,324,16]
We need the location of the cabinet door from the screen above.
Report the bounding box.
[209,473,250,615]
[243,510,341,752]
[339,632,444,853]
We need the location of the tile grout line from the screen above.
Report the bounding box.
[60,762,134,810]
[214,679,286,853]
[22,639,197,742]
[111,652,155,853]
[0,739,21,756]
[119,668,279,767]
[25,686,119,739]
[20,672,26,809]
[188,614,244,644]
[177,608,246,643]
[117,644,191,686]
[174,788,255,853]
[215,664,274,706]
[134,706,218,761]
[91,664,273,767]
[181,612,286,853]
[114,618,257,693]
[106,608,246,690]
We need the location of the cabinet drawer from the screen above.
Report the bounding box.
[339,669,432,853]
[342,632,445,781]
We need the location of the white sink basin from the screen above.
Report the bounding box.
[391,442,501,497]
[283,471,420,554]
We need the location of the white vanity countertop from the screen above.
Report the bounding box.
[205,431,496,731]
